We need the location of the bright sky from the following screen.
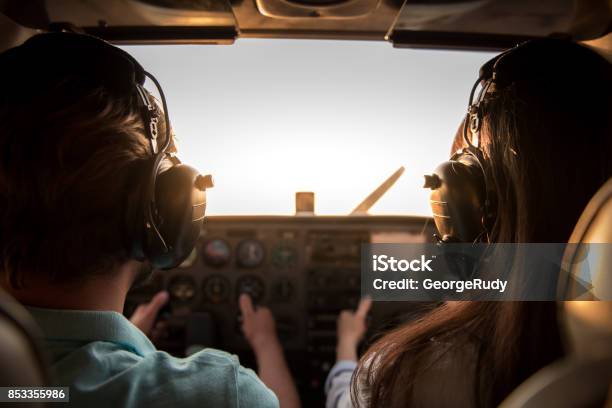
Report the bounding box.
[122,40,494,216]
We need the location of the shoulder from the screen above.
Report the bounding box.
[352,339,478,408]
[57,344,277,408]
[410,341,478,407]
[235,364,279,408]
[150,348,278,408]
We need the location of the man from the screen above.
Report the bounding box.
[0,33,299,407]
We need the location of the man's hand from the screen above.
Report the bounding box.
[238,294,301,408]
[130,291,169,336]
[336,297,372,361]
[238,293,279,352]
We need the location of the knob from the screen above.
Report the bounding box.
[236,275,265,303]
[423,174,442,190]
[195,174,214,191]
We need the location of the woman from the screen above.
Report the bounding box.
[326,38,612,408]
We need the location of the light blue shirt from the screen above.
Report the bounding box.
[324,360,357,408]
[27,307,279,408]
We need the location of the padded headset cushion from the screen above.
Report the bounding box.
[148,164,206,269]
[430,154,487,243]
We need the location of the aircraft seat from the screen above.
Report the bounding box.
[0,290,51,406]
[500,177,612,407]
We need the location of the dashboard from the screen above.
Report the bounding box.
[125,215,436,405]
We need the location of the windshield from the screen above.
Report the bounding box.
[122,40,494,216]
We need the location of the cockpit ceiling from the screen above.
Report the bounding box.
[1,0,610,48]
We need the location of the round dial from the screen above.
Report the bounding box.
[202,239,231,267]
[236,275,265,303]
[168,275,196,302]
[202,275,230,304]
[236,239,265,268]
[272,245,297,267]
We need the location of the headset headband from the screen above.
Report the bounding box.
[0,33,144,95]
[463,37,593,149]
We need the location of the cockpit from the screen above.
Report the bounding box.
[0,1,611,407]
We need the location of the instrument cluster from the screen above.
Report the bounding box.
[125,215,435,406]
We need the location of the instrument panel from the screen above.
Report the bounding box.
[125,215,436,405]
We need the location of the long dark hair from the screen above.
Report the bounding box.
[354,40,612,407]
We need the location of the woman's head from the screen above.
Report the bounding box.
[356,39,612,408]
[456,39,612,243]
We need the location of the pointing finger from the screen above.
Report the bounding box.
[355,297,372,318]
[145,291,169,315]
[239,293,254,317]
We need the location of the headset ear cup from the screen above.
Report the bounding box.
[147,164,206,269]
[426,154,487,243]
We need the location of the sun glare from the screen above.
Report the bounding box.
[123,40,494,216]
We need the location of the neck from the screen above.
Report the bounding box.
[3,263,138,313]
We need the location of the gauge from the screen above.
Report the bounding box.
[236,275,265,303]
[272,245,297,268]
[236,239,265,268]
[202,239,231,267]
[202,275,230,304]
[168,275,196,303]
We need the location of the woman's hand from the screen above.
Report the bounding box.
[336,297,372,361]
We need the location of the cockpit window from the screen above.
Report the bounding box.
[122,40,494,216]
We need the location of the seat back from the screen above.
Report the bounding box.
[560,177,612,359]
[500,177,612,408]
[0,290,51,406]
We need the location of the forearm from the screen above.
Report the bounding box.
[253,338,301,408]
[324,338,359,408]
[336,338,358,362]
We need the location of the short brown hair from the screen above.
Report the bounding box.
[0,80,168,289]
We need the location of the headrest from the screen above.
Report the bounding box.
[559,177,612,359]
[0,290,51,386]
[0,32,145,101]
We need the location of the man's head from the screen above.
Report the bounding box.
[0,34,175,290]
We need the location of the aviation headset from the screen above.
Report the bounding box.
[0,32,213,269]
[423,39,564,244]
